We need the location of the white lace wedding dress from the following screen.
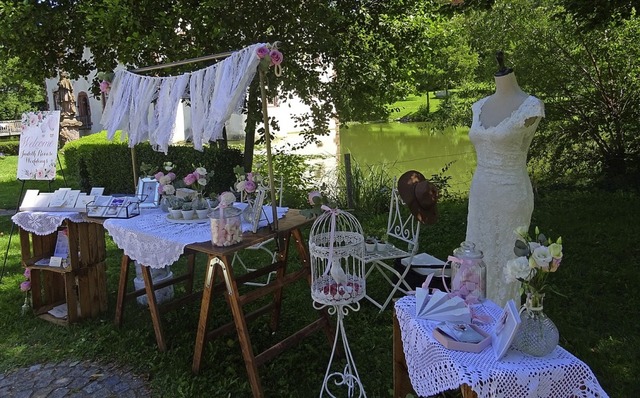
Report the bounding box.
[466,95,545,307]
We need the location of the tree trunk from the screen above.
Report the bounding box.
[243,80,260,172]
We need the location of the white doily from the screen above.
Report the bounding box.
[395,296,608,398]
[11,211,85,236]
[103,206,288,269]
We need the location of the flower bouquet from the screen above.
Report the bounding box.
[504,225,563,356]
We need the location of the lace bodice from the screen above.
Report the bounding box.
[466,95,544,307]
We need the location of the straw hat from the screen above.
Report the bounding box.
[397,170,439,225]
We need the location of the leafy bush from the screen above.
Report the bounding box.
[63,132,243,195]
[0,139,20,156]
[252,152,314,209]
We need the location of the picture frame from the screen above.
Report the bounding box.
[491,299,522,360]
[136,177,160,208]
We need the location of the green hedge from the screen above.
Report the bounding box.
[63,132,243,195]
[0,139,20,156]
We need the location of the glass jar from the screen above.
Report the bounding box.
[449,241,486,301]
[209,207,243,247]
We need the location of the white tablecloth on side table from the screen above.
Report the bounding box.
[103,205,288,269]
[12,211,84,236]
[395,295,609,398]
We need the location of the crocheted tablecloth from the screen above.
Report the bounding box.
[395,296,608,398]
[103,206,288,269]
[12,211,85,236]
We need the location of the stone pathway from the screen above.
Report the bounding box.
[0,360,152,397]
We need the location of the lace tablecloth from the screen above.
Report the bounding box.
[11,211,85,236]
[103,205,288,269]
[395,296,609,398]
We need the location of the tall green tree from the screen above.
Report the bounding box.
[0,0,450,151]
[462,0,640,187]
[0,57,46,119]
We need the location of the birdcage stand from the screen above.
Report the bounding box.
[313,301,366,398]
[309,207,367,397]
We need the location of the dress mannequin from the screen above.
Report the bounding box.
[465,54,545,307]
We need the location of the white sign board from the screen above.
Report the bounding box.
[17,111,60,180]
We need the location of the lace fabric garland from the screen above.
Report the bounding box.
[395,296,609,398]
[101,43,264,154]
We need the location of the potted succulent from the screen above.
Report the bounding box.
[169,197,184,219]
[365,238,377,253]
[181,201,195,220]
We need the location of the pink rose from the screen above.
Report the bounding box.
[244,180,257,193]
[23,268,30,279]
[183,173,197,186]
[247,172,254,182]
[99,80,111,94]
[154,172,164,181]
[270,50,283,66]
[308,191,322,205]
[256,46,270,59]
[20,281,31,292]
[167,172,176,181]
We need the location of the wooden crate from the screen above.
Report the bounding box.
[19,221,107,325]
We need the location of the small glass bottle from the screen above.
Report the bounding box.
[449,241,486,301]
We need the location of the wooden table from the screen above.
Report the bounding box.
[393,296,609,398]
[112,210,334,398]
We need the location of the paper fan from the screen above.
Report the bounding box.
[415,289,471,323]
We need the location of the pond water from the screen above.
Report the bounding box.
[267,122,476,196]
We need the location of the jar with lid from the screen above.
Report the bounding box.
[447,241,486,302]
[209,207,243,247]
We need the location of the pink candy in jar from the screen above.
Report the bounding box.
[209,207,243,246]
[448,241,486,302]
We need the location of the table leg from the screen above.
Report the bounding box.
[217,255,264,398]
[185,250,196,295]
[269,232,291,331]
[114,255,131,327]
[141,264,167,352]
[393,310,414,398]
[192,256,222,373]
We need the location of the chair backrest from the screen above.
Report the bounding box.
[386,177,421,254]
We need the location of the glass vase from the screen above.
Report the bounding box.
[160,195,173,212]
[512,292,559,357]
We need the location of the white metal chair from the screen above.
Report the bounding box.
[362,178,421,312]
[232,176,284,286]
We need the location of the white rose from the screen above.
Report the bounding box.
[163,185,175,195]
[196,167,207,176]
[504,256,531,283]
[159,175,172,185]
[235,180,246,192]
[219,191,236,206]
[531,246,552,270]
[197,177,207,186]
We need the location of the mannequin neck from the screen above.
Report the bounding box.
[494,72,525,97]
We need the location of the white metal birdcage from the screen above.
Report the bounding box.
[309,208,366,306]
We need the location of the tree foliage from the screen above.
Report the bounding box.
[0,0,456,145]
[0,57,46,119]
[460,0,640,188]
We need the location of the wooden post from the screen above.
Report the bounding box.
[131,146,138,192]
[344,153,354,209]
[258,70,278,233]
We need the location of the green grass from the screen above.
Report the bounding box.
[388,93,445,121]
[0,155,638,397]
